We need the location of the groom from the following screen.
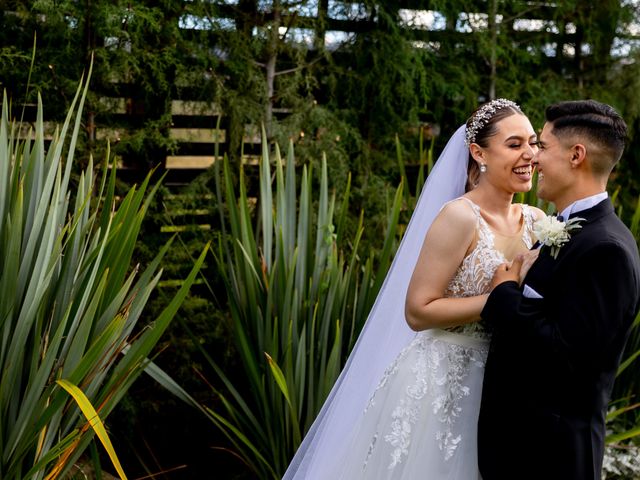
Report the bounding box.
[477,100,640,480]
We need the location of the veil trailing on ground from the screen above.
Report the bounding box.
[283,125,469,479]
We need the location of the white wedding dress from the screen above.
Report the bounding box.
[327,197,536,479]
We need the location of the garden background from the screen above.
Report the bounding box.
[2,0,640,478]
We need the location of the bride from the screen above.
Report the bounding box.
[283,99,544,479]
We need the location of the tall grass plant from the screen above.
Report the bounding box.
[181,132,404,478]
[0,73,206,479]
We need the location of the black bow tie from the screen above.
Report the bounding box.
[556,214,565,222]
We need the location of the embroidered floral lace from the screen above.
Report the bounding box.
[361,199,536,471]
[446,199,535,338]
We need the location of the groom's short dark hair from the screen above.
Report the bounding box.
[545,100,627,174]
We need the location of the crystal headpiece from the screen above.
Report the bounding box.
[465,98,519,146]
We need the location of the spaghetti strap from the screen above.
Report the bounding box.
[444,196,482,219]
[519,204,536,249]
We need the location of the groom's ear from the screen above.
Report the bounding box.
[569,143,587,168]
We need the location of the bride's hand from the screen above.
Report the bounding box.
[518,249,540,284]
[490,254,525,290]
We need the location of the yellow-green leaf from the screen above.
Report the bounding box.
[57,379,128,480]
[264,352,291,408]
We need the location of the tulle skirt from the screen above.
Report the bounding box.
[329,328,490,479]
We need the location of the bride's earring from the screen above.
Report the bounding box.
[480,163,487,173]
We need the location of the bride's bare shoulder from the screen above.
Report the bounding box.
[429,197,478,238]
[436,197,478,225]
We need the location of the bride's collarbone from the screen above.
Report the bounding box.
[477,208,524,237]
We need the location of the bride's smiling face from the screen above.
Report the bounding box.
[470,114,538,194]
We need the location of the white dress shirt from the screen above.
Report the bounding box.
[558,191,608,220]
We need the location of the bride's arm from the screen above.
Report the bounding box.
[405,200,488,331]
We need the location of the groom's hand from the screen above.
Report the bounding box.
[491,254,525,290]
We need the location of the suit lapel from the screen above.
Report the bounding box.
[566,198,613,228]
[523,198,614,297]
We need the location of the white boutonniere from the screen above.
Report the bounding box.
[533,215,585,259]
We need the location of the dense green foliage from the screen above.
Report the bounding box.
[4,1,640,477]
[2,0,640,185]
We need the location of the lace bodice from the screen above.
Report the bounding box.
[347,198,539,476]
[444,197,536,338]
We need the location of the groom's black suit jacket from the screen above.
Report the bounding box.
[478,198,640,480]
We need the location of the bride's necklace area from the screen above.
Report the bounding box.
[477,206,524,237]
[463,192,523,237]
[474,204,531,261]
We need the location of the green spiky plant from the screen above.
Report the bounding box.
[170,131,403,478]
[0,72,206,479]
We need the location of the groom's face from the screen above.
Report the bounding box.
[533,122,574,205]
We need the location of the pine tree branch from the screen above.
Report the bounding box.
[273,56,322,76]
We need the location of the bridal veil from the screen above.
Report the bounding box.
[283,125,469,479]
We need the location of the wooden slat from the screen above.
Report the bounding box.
[241,155,261,165]
[170,128,225,143]
[98,97,127,114]
[166,155,217,169]
[167,208,211,216]
[15,121,57,140]
[171,100,220,116]
[160,224,211,232]
[95,127,122,142]
[165,154,262,169]
[244,124,261,144]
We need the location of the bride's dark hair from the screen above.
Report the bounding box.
[465,101,524,191]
